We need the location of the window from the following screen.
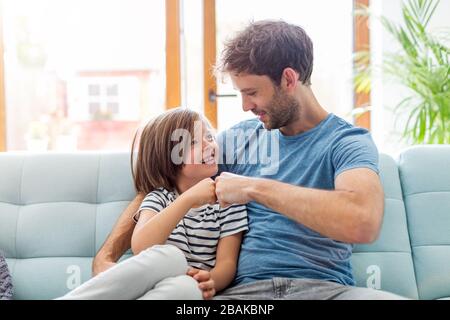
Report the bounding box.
[1,0,166,151]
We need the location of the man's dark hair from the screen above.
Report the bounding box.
[219,20,314,86]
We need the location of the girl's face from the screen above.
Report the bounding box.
[180,122,218,180]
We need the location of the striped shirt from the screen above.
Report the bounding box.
[133,187,248,271]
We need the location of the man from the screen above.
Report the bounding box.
[93,20,404,299]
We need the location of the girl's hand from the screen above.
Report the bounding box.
[187,268,216,300]
[183,178,217,208]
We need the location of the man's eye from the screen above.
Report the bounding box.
[247,92,257,97]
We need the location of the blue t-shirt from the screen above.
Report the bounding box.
[217,113,379,286]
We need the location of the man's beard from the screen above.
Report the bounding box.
[262,87,300,130]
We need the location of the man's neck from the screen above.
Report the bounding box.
[280,86,329,136]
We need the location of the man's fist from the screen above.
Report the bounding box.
[215,172,254,208]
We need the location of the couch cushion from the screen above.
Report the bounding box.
[2,149,448,300]
[399,146,450,300]
[352,154,418,299]
[0,152,136,300]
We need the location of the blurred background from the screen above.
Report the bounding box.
[0,0,448,155]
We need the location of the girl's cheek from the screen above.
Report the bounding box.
[186,146,202,164]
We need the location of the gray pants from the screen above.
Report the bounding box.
[58,245,203,300]
[214,278,408,300]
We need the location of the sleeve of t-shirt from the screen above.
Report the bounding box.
[218,204,249,239]
[132,190,168,223]
[332,129,379,180]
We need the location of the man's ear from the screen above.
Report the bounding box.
[281,68,300,91]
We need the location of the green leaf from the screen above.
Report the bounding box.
[355,0,449,145]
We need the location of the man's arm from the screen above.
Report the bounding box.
[215,168,384,244]
[92,193,145,276]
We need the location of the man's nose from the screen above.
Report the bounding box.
[242,97,256,112]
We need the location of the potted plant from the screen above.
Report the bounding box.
[355,0,449,144]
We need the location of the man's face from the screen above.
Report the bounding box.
[231,73,300,130]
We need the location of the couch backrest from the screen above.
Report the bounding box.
[0,153,135,299]
[398,146,450,300]
[352,154,419,299]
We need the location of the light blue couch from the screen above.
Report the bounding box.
[0,146,449,300]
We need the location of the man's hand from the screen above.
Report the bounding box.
[215,172,254,208]
[187,268,216,300]
[92,258,116,277]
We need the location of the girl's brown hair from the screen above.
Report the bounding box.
[131,108,203,195]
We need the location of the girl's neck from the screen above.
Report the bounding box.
[176,175,202,195]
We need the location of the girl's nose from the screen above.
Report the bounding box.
[203,138,217,153]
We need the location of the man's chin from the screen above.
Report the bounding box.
[260,119,275,130]
[256,116,271,129]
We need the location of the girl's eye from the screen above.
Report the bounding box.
[206,134,214,142]
[191,139,198,145]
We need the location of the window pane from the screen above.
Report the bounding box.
[3,0,166,151]
[181,0,203,115]
[216,0,354,131]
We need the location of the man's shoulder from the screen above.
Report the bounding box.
[327,114,362,133]
[326,116,379,171]
[325,115,374,145]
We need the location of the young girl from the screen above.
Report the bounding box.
[59,108,248,300]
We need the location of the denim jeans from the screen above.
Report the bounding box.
[214,278,408,300]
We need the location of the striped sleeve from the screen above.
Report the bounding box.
[218,204,248,239]
[132,190,168,223]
